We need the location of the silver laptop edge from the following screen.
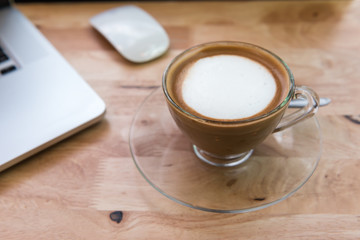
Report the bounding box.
[0,1,106,171]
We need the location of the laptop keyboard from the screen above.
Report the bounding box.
[0,45,18,76]
[0,47,10,62]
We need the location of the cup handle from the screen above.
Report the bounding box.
[273,86,319,133]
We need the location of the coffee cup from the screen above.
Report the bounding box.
[162,41,319,167]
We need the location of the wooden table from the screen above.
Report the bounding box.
[1,1,360,239]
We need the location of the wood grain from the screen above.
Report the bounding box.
[0,1,359,239]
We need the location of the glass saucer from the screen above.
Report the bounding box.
[129,87,322,213]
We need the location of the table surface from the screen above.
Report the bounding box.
[1,1,360,239]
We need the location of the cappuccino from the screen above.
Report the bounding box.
[167,43,289,122]
[163,42,297,159]
[181,55,277,120]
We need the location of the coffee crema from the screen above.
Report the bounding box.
[166,44,290,121]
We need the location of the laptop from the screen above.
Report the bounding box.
[0,0,106,171]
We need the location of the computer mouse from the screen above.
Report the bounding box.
[90,5,170,63]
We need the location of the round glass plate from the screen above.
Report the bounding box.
[129,87,322,213]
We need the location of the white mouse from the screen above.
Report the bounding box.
[90,5,170,63]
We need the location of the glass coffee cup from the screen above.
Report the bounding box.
[162,41,319,167]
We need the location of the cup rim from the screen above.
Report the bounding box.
[162,41,295,124]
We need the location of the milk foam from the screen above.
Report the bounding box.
[182,55,276,120]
